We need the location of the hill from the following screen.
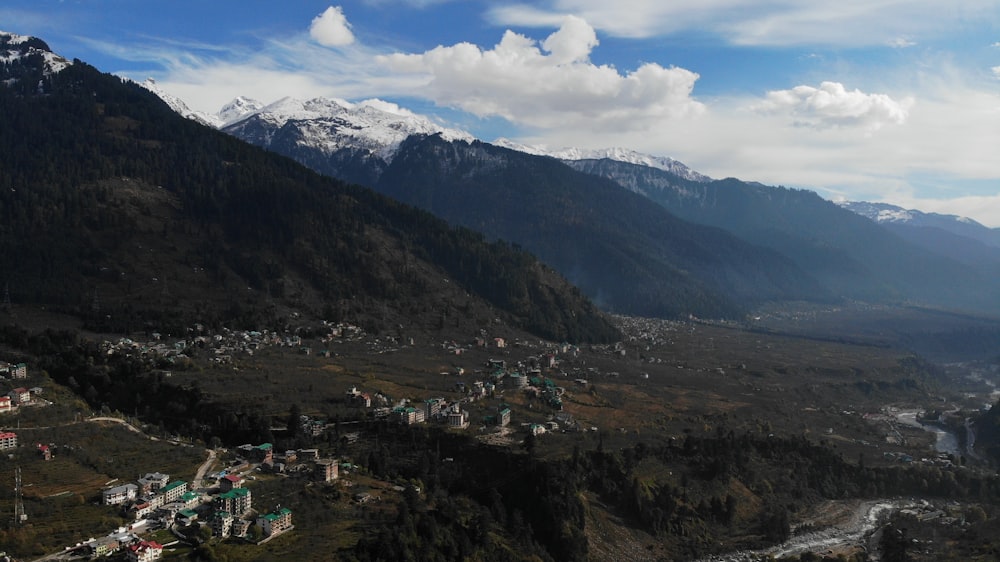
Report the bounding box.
[215,99,834,319]
[0,32,618,343]
[566,158,1000,314]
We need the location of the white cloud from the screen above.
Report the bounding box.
[993,65,1000,78]
[753,82,914,132]
[309,6,355,47]
[489,1,1000,47]
[888,37,916,48]
[377,16,704,130]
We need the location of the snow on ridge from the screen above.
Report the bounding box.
[492,139,711,182]
[0,30,31,45]
[217,95,474,161]
[0,31,72,75]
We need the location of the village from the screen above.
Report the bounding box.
[3,316,996,561]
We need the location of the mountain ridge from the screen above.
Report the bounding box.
[0,31,619,343]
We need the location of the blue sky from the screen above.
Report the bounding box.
[4,1,1000,225]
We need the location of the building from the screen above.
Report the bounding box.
[87,536,122,558]
[219,474,243,492]
[392,406,425,425]
[0,395,11,414]
[158,480,188,504]
[126,540,163,562]
[138,472,170,495]
[448,409,470,429]
[0,431,17,450]
[214,487,252,516]
[257,507,293,538]
[37,443,51,460]
[314,459,338,482]
[11,363,26,379]
[212,510,234,538]
[103,483,138,506]
[130,500,154,521]
[253,443,273,463]
[498,407,511,427]
[176,509,198,526]
[8,387,29,405]
[424,397,445,419]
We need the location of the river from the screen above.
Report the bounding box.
[894,410,961,457]
[694,499,917,562]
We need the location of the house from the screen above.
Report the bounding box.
[314,459,338,482]
[38,443,51,460]
[232,518,252,538]
[252,443,273,463]
[298,448,319,461]
[0,396,11,414]
[0,431,17,450]
[158,480,188,504]
[103,483,138,506]
[130,501,154,521]
[176,508,198,526]
[214,487,252,516]
[257,507,293,538]
[87,536,122,557]
[219,474,243,492]
[448,409,470,429]
[392,406,425,425]
[212,510,234,538]
[8,387,30,405]
[424,397,445,419]
[0,362,27,379]
[126,540,163,562]
[137,472,169,495]
[498,407,511,427]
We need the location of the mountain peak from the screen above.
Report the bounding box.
[0,30,72,77]
[217,95,474,162]
[492,139,711,182]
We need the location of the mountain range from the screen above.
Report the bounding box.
[9,29,1000,329]
[182,87,1000,317]
[0,31,618,342]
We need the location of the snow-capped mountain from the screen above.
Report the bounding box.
[0,31,71,78]
[840,201,1000,250]
[217,96,474,163]
[140,78,222,127]
[493,138,712,183]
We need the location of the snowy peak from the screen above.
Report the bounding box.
[0,30,71,78]
[140,78,221,127]
[493,138,712,183]
[840,200,1000,248]
[217,95,265,127]
[217,95,475,162]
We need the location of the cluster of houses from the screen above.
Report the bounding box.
[79,530,164,562]
[0,361,27,380]
[99,321,371,367]
[91,457,305,558]
[0,362,40,415]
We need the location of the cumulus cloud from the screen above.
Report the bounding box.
[377,16,704,131]
[754,82,914,132]
[310,6,355,47]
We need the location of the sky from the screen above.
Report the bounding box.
[4,0,1000,225]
